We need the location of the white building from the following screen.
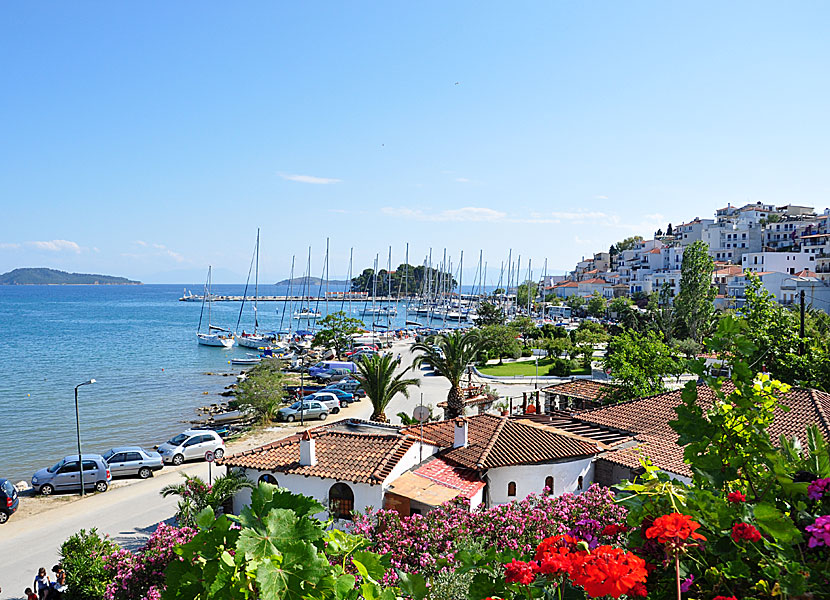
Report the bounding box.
[741,252,815,275]
[221,415,598,521]
[675,218,714,247]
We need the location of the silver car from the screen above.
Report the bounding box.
[157,429,225,466]
[103,446,164,479]
[277,400,328,422]
[31,454,112,496]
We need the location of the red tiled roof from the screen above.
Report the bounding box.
[714,266,744,276]
[555,281,579,288]
[219,429,416,485]
[403,414,597,470]
[543,380,615,402]
[579,278,608,285]
[647,248,661,254]
[575,385,830,477]
[794,269,818,277]
[413,456,486,498]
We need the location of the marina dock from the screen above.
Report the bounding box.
[179,294,403,302]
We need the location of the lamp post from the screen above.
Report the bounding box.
[74,379,96,496]
[534,356,539,390]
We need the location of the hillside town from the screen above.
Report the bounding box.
[549,202,830,311]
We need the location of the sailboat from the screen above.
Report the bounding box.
[236,229,271,349]
[197,266,235,347]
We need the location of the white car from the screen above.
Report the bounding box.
[306,392,343,414]
[157,429,225,466]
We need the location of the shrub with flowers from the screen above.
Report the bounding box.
[351,483,626,577]
[103,522,196,600]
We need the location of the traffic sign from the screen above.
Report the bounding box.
[205,450,215,462]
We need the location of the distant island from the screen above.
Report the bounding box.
[275,276,350,287]
[0,268,141,285]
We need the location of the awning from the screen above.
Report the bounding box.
[386,472,463,507]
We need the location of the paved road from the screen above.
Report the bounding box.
[0,340,535,599]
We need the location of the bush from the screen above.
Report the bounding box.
[510,347,522,360]
[60,528,118,600]
[520,347,533,358]
[547,358,572,377]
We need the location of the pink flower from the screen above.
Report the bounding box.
[806,515,830,548]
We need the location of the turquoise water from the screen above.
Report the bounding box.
[0,284,456,483]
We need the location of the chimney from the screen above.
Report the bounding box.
[453,417,468,449]
[299,430,317,466]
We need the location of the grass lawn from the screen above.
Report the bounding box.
[477,358,592,377]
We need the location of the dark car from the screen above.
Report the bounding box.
[0,478,19,524]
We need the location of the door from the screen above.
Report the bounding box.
[124,451,144,474]
[54,461,81,490]
[82,460,100,488]
[182,436,204,459]
[108,453,127,476]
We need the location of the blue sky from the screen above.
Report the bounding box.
[2,2,829,283]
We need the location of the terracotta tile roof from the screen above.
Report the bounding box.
[413,456,486,498]
[542,380,615,402]
[714,266,744,276]
[437,394,493,408]
[580,278,608,285]
[794,269,818,277]
[576,385,830,477]
[555,281,579,288]
[647,248,662,254]
[219,428,416,486]
[403,414,597,470]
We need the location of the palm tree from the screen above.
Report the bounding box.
[354,353,419,422]
[413,330,483,419]
[160,470,253,527]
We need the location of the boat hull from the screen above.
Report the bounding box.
[236,335,269,349]
[197,333,235,347]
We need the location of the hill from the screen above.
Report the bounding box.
[275,276,350,287]
[0,268,141,285]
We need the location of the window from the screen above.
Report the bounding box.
[82,460,98,471]
[108,453,125,463]
[329,483,355,520]
[544,476,554,494]
[59,462,80,474]
[183,437,200,447]
[507,481,517,497]
[125,452,142,462]
[577,476,584,490]
[258,473,278,486]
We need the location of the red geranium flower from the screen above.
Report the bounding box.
[535,534,579,561]
[569,546,648,599]
[504,559,536,585]
[601,524,629,536]
[629,582,648,597]
[727,490,746,503]
[731,522,762,542]
[645,513,706,544]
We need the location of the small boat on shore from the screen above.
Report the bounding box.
[293,308,321,319]
[231,356,262,365]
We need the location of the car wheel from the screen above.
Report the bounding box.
[319,412,328,421]
[340,401,348,408]
[0,510,8,524]
[172,454,184,466]
[95,481,109,493]
[214,448,224,460]
[138,467,152,479]
[40,484,54,496]
[286,415,295,423]
[332,407,340,414]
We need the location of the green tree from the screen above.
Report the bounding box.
[516,280,538,308]
[478,324,520,363]
[234,359,286,423]
[615,235,644,252]
[161,471,253,528]
[353,353,419,422]
[648,282,677,343]
[474,301,506,326]
[413,330,484,418]
[586,292,606,318]
[312,311,365,357]
[543,337,573,360]
[60,528,118,600]
[564,295,585,313]
[674,240,716,343]
[508,315,537,344]
[602,329,681,402]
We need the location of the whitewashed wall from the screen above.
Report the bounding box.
[486,458,594,505]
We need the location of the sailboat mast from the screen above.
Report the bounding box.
[254,228,259,334]
[207,266,212,330]
[198,267,209,333]
[341,248,353,315]
[458,250,464,323]
[279,255,295,335]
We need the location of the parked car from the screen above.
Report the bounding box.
[102,446,164,479]
[0,478,19,524]
[326,379,365,398]
[157,429,225,466]
[317,387,355,404]
[316,368,354,383]
[31,454,112,496]
[308,361,357,378]
[277,400,328,422]
[307,391,344,412]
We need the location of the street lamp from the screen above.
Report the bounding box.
[534,356,539,390]
[74,379,96,496]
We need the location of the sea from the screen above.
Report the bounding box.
[0,284,467,484]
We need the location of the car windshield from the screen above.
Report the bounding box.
[102,449,115,460]
[47,460,64,473]
[289,401,301,410]
[168,433,189,446]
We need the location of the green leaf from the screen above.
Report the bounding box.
[352,551,387,584]
[256,559,288,600]
[396,570,428,600]
[753,502,803,544]
[334,574,357,600]
[468,572,503,600]
[196,506,216,530]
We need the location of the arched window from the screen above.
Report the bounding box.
[544,476,554,495]
[329,482,355,520]
[577,476,584,490]
[259,473,278,486]
[507,481,517,497]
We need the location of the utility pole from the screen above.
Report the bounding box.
[799,290,806,356]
